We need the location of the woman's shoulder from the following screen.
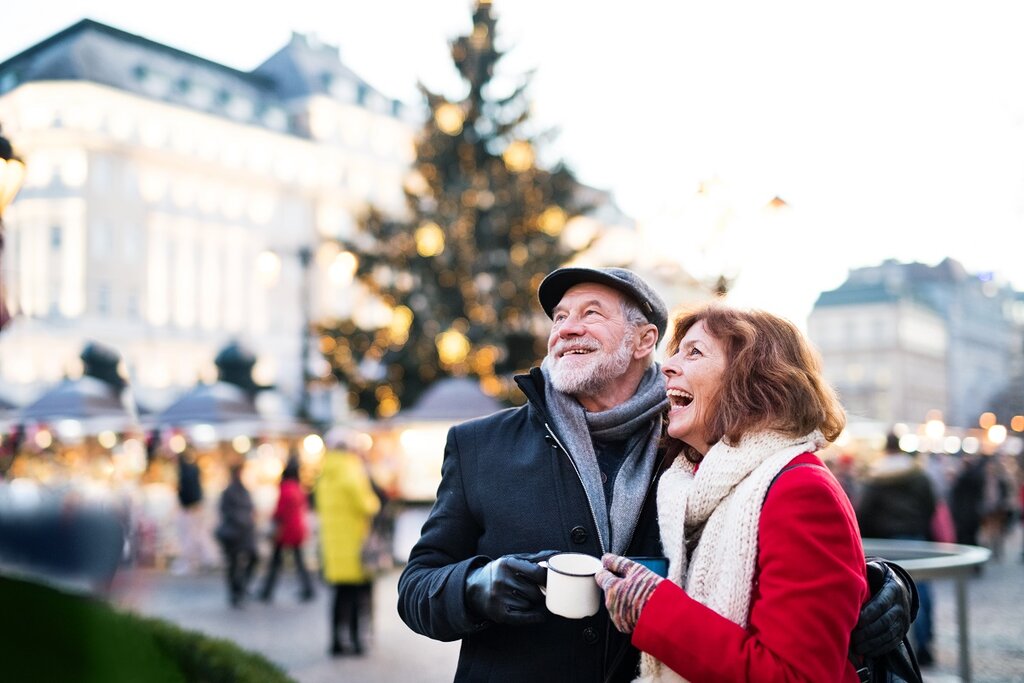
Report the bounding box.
[764,452,848,509]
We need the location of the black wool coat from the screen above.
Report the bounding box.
[397,368,665,683]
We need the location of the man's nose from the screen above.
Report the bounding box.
[558,316,586,337]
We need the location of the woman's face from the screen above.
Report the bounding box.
[662,320,728,455]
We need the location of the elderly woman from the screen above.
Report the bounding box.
[597,303,868,682]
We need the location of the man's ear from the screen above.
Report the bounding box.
[634,324,659,359]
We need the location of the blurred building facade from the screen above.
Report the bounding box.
[808,258,1024,429]
[0,19,694,424]
[0,19,418,416]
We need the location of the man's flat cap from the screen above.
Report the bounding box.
[538,266,667,339]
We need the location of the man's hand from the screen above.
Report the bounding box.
[596,554,663,634]
[850,558,917,657]
[465,551,554,625]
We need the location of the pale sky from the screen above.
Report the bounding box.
[7,1,1024,327]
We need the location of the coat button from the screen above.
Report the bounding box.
[582,626,599,645]
[570,526,588,544]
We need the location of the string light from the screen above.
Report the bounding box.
[502,140,534,172]
[435,103,465,136]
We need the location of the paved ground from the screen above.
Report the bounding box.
[107,527,1024,683]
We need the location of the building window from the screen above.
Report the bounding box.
[0,71,18,94]
[126,291,139,319]
[226,96,254,121]
[96,284,111,315]
[90,221,112,256]
[262,106,288,131]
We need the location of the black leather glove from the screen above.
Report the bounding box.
[465,550,555,625]
[850,558,918,657]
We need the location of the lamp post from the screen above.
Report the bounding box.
[298,246,313,423]
[0,124,27,332]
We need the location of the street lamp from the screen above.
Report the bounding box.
[298,246,313,423]
[0,124,27,332]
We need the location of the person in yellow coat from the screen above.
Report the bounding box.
[315,429,382,656]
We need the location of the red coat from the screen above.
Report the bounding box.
[633,452,868,682]
[272,479,309,547]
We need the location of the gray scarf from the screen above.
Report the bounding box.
[541,359,668,554]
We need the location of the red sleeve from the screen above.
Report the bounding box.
[632,454,868,682]
[272,486,286,521]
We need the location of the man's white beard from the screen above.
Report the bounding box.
[549,333,635,398]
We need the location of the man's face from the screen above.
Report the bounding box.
[547,282,635,397]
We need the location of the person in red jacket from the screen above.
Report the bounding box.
[597,303,868,682]
[259,453,315,602]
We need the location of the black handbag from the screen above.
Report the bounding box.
[850,559,924,683]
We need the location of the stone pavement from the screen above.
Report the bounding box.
[108,527,1024,683]
[111,568,460,683]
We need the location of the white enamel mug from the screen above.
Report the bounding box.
[539,552,603,619]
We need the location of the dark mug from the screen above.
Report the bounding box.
[627,556,669,578]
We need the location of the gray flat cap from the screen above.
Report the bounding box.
[538,266,667,339]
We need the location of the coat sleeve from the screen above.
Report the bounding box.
[397,425,492,641]
[632,465,868,682]
[352,464,383,518]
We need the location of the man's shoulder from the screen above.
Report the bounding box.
[453,403,532,435]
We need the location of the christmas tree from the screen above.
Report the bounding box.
[318,0,591,418]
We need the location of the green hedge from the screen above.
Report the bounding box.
[0,575,295,683]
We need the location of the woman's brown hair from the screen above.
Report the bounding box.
[667,303,845,461]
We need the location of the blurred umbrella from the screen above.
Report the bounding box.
[393,377,504,423]
[154,382,259,425]
[19,376,135,433]
[151,381,307,440]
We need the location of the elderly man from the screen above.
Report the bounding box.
[398,267,911,682]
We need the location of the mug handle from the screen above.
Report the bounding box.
[538,560,548,595]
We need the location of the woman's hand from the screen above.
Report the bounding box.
[595,553,663,634]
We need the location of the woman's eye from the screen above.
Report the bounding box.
[688,346,703,357]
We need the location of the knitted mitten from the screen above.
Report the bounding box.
[596,553,663,634]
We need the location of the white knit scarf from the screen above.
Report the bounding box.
[636,430,826,683]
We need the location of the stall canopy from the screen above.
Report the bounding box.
[393,377,505,423]
[151,341,305,438]
[153,381,259,425]
[17,342,137,433]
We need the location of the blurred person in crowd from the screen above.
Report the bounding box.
[174,446,214,574]
[950,453,986,547]
[398,267,913,682]
[832,451,862,507]
[979,455,1013,560]
[596,303,868,681]
[259,453,315,602]
[215,459,258,608]
[1018,473,1024,563]
[315,429,382,656]
[857,433,938,666]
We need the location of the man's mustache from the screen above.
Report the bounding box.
[553,339,601,356]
